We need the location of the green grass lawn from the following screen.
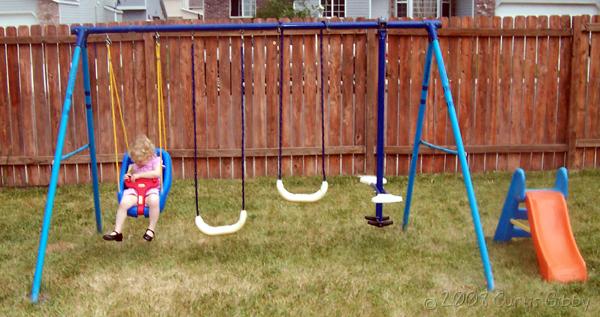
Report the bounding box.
[1,170,599,316]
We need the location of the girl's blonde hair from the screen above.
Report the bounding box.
[130,135,155,163]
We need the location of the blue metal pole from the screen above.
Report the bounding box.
[431,39,495,291]
[375,26,387,221]
[81,46,103,234]
[31,40,83,303]
[59,143,89,161]
[402,44,434,230]
[71,20,443,36]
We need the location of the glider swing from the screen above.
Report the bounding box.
[275,28,328,202]
[106,35,173,218]
[191,35,247,235]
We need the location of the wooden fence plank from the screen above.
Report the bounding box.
[586,16,600,168]
[409,24,426,174]
[192,36,209,178]
[72,27,89,183]
[265,30,279,177]
[496,16,513,171]
[0,28,10,185]
[94,24,114,183]
[556,15,572,168]
[180,31,194,178]
[6,27,23,186]
[520,16,539,171]
[253,33,268,177]
[543,16,561,170]
[365,29,377,174]
[218,35,233,178]
[568,16,590,169]
[56,25,79,184]
[168,29,184,178]
[328,33,342,176]
[229,35,242,179]
[341,34,354,175]
[205,36,220,177]
[354,33,367,175]
[303,33,318,176]
[530,16,549,171]
[43,25,63,185]
[434,17,450,173]
[458,17,474,174]
[485,16,501,171]
[472,16,491,172]
[17,26,35,186]
[30,25,50,185]
[386,34,400,176]
[508,17,526,170]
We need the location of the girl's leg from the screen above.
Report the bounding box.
[146,194,160,237]
[114,195,137,233]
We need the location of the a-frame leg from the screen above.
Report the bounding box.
[31,42,84,303]
[431,38,495,290]
[82,47,103,234]
[402,43,434,230]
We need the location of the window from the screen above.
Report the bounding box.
[321,0,345,18]
[396,0,408,17]
[188,0,204,11]
[396,0,452,18]
[440,0,451,17]
[231,0,256,17]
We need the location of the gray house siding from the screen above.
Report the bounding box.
[455,0,473,16]
[346,0,371,17]
[119,0,165,21]
[119,0,147,6]
[121,10,148,21]
[59,0,121,24]
[0,0,38,26]
[370,0,388,18]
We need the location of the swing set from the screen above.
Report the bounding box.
[31,20,495,303]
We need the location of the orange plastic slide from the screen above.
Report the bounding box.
[526,190,587,282]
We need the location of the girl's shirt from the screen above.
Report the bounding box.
[131,155,161,176]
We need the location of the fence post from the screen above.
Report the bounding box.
[567,15,589,170]
[365,29,378,174]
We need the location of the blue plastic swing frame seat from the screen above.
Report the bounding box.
[117,148,173,218]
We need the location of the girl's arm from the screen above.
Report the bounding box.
[125,165,133,179]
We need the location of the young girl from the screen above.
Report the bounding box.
[103,135,162,242]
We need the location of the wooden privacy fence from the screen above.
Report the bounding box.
[0,16,599,187]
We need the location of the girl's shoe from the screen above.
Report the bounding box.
[103,231,123,242]
[143,229,155,242]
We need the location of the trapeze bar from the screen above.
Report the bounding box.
[71,20,442,36]
[419,140,459,155]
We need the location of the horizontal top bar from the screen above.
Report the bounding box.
[71,20,442,36]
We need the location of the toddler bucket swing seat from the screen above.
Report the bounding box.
[107,34,173,218]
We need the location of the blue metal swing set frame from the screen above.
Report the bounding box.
[31,20,494,303]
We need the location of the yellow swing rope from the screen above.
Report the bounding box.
[155,34,167,160]
[107,39,129,186]
[106,36,167,187]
